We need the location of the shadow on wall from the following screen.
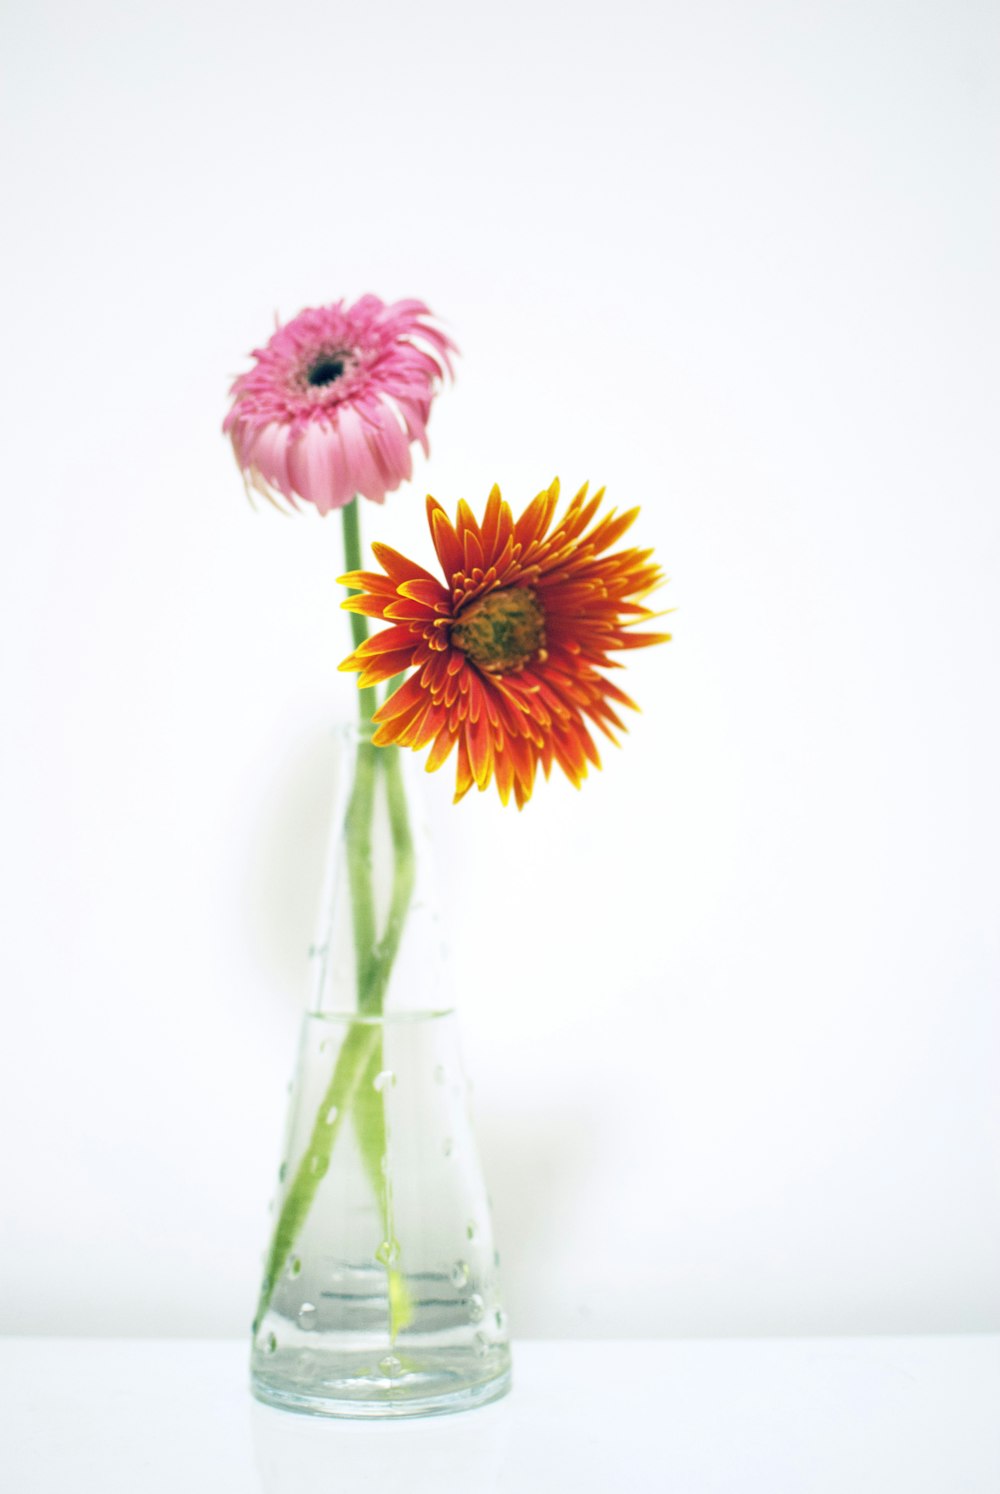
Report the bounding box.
[241,728,339,1012]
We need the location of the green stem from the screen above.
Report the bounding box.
[345,736,378,1001]
[253,1018,379,1332]
[341,498,377,1003]
[342,496,376,727]
[368,745,417,1011]
[255,503,418,1336]
[351,744,417,1340]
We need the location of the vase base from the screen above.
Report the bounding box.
[251,1359,511,1420]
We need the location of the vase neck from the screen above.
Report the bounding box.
[308,731,452,1016]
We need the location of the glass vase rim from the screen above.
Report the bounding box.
[332,718,385,746]
[306,1007,457,1026]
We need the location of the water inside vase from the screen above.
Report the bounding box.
[250,1010,510,1417]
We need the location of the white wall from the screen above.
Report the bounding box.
[1,0,997,1339]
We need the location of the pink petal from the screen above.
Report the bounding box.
[392,394,431,456]
[249,421,291,496]
[366,400,413,487]
[288,422,340,513]
[335,404,387,505]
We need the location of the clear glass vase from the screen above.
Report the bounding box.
[250,728,510,1418]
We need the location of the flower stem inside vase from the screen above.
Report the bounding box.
[252,1009,511,1418]
[254,500,416,1337]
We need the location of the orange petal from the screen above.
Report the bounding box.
[373,673,428,723]
[493,743,515,806]
[371,542,439,586]
[587,507,641,552]
[428,497,464,578]
[383,598,440,622]
[456,498,481,543]
[616,629,673,648]
[338,569,398,595]
[425,723,457,773]
[454,735,474,802]
[395,700,436,747]
[397,577,451,610]
[479,485,504,561]
[350,624,419,658]
[358,649,417,687]
[468,712,494,790]
[341,593,397,619]
[461,522,485,573]
[514,489,554,550]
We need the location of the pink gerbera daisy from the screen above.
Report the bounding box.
[223,295,455,514]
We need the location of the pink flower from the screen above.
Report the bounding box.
[224,295,456,514]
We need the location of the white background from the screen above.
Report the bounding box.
[1,0,997,1340]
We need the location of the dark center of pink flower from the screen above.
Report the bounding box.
[451,587,547,674]
[307,357,346,387]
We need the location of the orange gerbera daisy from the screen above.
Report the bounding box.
[338,479,670,807]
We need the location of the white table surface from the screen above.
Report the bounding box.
[3,1336,998,1492]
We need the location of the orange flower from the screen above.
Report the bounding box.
[338,480,670,807]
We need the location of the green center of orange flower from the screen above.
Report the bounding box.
[451,587,547,674]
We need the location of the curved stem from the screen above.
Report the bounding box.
[253,1019,379,1332]
[351,746,417,1340]
[367,746,416,1011]
[345,737,377,1000]
[341,497,376,727]
[341,498,379,1000]
[255,502,417,1335]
